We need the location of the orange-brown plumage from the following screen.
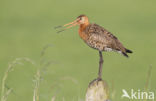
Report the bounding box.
[78,24,89,41]
[78,15,89,40]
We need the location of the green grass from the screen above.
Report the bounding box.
[0,0,156,101]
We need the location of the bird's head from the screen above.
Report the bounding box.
[76,15,89,25]
[55,15,89,33]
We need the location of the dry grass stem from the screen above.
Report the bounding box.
[1,57,34,101]
[144,66,152,101]
[51,96,55,101]
[33,70,41,101]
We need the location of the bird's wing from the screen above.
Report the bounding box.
[85,23,126,52]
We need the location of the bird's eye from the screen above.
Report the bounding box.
[79,17,82,20]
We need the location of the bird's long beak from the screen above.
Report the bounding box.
[54,19,79,33]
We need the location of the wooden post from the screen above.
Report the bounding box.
[85,79,109,101]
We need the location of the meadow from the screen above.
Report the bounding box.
[0,0,156,101]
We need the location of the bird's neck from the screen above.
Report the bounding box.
[79,22,89,32]
[78,22,90,41]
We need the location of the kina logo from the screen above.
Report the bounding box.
[121,89,154,100]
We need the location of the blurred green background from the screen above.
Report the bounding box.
[0,0,156,101]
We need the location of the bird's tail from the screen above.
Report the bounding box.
[125,48,133,53]
[122,48,133,57]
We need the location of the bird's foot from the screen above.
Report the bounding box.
[96,77,102,85]
[89,79,97,87]
[89,77,102,87]
[97,77,102,81]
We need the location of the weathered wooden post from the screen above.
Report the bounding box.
[85,79,109,101]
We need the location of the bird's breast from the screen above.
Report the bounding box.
[78,30,88,41]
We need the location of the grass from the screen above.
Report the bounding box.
[0,58,34,101]
[0,0,156,101]
[33,70,40,101]
[0,45,81,101]
[0,57,153,101]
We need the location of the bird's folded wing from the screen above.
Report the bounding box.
[86,23,126,52]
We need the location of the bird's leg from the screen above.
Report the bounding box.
[97,51,103,80]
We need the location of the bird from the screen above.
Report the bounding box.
[55,15,132,80]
